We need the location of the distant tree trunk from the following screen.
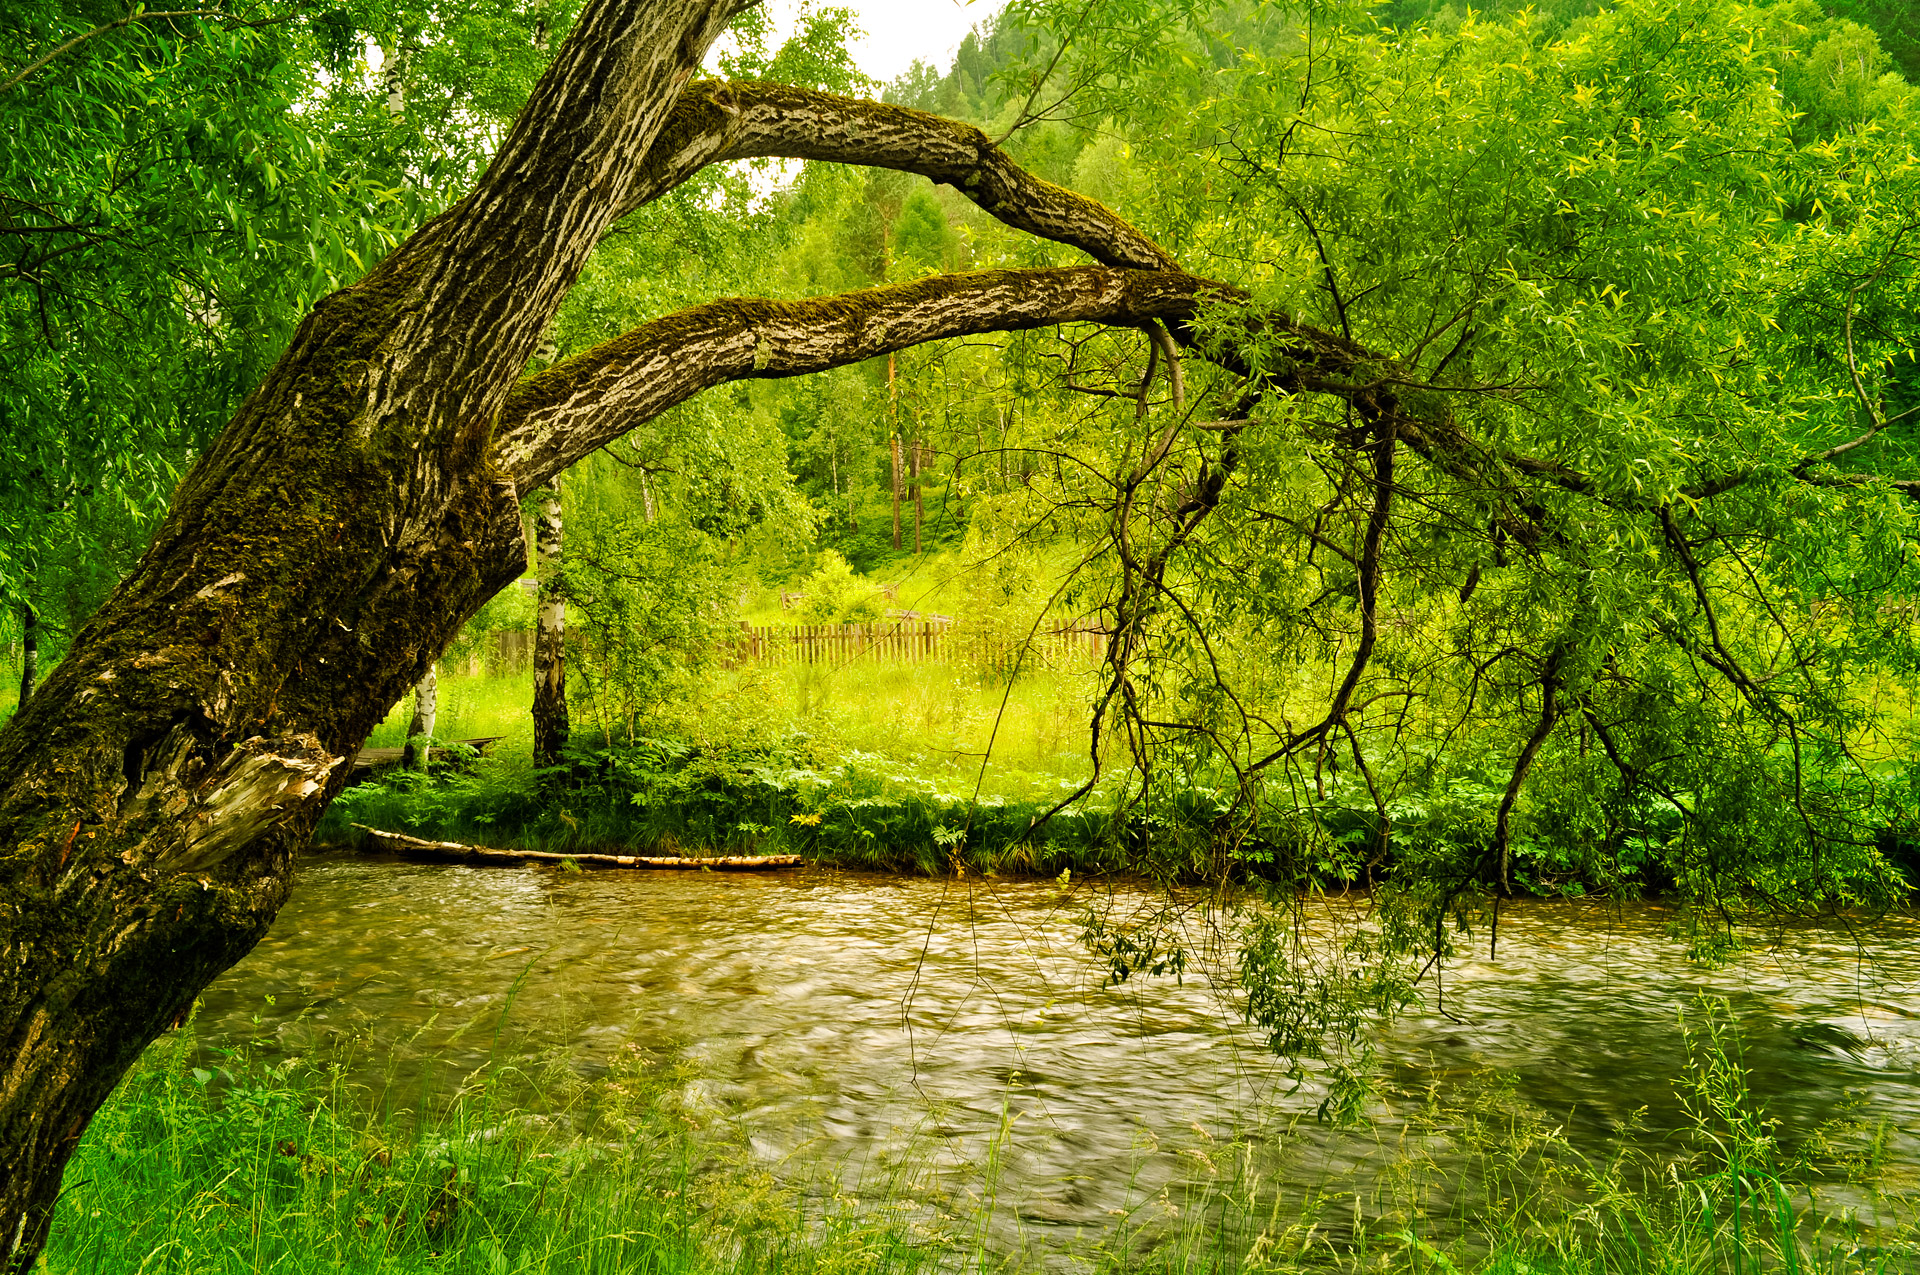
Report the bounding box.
[888,352,902,550]
[532,485,569,771]
[910,437,923,554]
[890,435,903,550]
[382,39,407,119]
[403,664,437,770]
[15,604,34,709]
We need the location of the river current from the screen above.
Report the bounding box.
[193,852,1920,1252]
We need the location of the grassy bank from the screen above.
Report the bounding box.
[46,1028,936,1275]
[45,1004,1919,1273]
[320,733,1127,878]
[326,662,1163,879]
[361,660,1101,804]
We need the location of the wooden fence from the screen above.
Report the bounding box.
[479,616,1107,674]
[735,617,1106,666]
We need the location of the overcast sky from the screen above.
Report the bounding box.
[754,0,1011,84]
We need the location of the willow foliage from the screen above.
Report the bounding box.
[964,0,1920,917]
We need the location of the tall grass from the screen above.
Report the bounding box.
[47,999,1919,1273]
[701,658,1100,796]
[48,1027,939,1275]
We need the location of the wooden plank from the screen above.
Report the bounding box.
[351,825,802,870]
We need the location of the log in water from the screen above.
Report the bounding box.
[350,823,802,870]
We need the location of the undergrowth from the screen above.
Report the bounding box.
[320,732,1130,878]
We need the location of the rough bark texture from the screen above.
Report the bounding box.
[403,665,437,770]
[531,486,569,771]
[617,81,1181,271]
[492,268,1238,490]
[0,3,748,1267]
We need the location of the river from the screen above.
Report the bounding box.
[193,851,1920,1256]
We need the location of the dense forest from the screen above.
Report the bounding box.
[2,0,1919,1268]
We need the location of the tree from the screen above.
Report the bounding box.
[0,5,1223,1258]
[0,0,427,691]
[0,0,1915,1267]
[531,482,569,770]
[402,664,436,770]
[956,0,1920,927]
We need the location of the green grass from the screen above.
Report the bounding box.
[43,1000,1920,1274]
[324,642,1205,878]
[317,736,1128,877]
[367,654,1098,803]
[336,653,1121,871]
[45,1030,942,1275]
[692,657,1101,798]
[364,669,538,754]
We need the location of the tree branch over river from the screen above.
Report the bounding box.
[2,0,1918,1266]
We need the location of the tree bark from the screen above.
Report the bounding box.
[531,485,569,771]
[616,81,1183,271]
[492,267,1238,491]
[403,664,437,771]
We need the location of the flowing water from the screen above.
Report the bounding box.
[195,851,1920,1253]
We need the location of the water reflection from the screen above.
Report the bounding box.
[194,852,1920,1248]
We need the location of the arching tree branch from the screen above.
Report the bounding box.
[619,80,1181,270]
[495,267,1233,489]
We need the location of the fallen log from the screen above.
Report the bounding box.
[349,824,802,870]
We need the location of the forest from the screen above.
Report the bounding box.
[2,0,1920,1270]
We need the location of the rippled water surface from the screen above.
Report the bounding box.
[196,852,1920,1245]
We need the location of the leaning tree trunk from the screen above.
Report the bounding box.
[0,29,1421,1267]
[531,485,569,771]
[403,664,438,771]
[0,4,749,1266]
